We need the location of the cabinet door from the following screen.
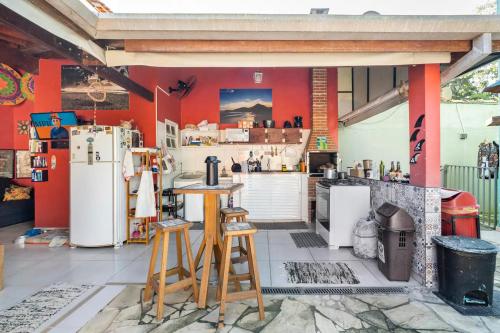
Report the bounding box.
[240,175,273,220]
[249,128,266,144]
[283,128,303,144]
[266,129,284,144]
[270,174,301,220]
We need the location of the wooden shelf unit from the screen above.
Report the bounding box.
[126,149,163,245]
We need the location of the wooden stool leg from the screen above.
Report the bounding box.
[218,235,233,329]
[246,235,265,320]
[157,232,170,320]
[217,235,230,301]
[194,237,206,270]
[176,231,184,280]
[198,236,214,308]
[183,228,199,302]
[144,231,161,301]
[236,216,245,251]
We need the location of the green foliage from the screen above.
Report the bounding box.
[443,62,499,103]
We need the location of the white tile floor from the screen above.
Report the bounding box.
[0,222,417,313]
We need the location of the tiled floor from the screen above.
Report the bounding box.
[1,222,415,308]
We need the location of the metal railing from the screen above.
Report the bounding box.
[442,165,498,229]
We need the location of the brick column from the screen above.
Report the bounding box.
[308,68,336,151]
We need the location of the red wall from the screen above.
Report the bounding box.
[178,68,311,129]
[0,62,340,228]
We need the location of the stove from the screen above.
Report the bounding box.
[318,178,366,187]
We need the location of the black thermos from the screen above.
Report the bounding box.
[205,156,220,186]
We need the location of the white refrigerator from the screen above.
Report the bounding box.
[70,126,131,247]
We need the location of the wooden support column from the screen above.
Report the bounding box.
[408,64,441,187]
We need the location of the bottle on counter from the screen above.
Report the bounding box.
[389,161,396,180]
[299,158,306,172]
[379,161,385,180]
[396,161,403,179]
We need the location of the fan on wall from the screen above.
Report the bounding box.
[166,76,196,99]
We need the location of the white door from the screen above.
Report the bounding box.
[70,162,114,247]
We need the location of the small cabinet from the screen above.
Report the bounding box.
[283,128,303,144]
[249,128,266,144]
[266,129,283,144]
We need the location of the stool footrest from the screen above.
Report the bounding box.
[226,289,258,302]
[152,267,192,280]
[152,276,194,295]
[228,273,252,282]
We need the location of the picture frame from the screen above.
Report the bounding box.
[164,119,179,150]
[0,149,14,178]
[15,150,31,178]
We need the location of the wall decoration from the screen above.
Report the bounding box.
[15,150,31,178]
[0,63,25,106]
[220,89,272,124]
[410,114,425,164]
[20,72,35,101]
[61,65,129,110]
[0,149,14,178]
[17,120,30,135]
[30,112,78,140]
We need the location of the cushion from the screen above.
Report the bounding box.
[3,185,32,201]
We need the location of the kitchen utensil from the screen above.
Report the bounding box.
[231,157,242,173]
[263,120,275,128]
[283,120,292,128]
[205,156,220,186]
[323,167,337,179]
[338,171,348,179]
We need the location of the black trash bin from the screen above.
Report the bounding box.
[432,236,498,311]
[375,203,415,281]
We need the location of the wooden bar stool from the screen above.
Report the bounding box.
[217,222,264,328]
[220,207,249,264]
[144,219,198,320]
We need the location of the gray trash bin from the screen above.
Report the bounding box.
[375,203,415,281]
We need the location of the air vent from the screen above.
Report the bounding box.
[261,286,408,295]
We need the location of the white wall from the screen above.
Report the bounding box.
[179,130,310,174]
[338,102,499,173]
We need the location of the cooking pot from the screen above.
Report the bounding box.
[263,120,275,128]
[231,157,242,173]
[337,171,347,179]
[323,167,337,179]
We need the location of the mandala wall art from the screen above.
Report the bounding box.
[0,63,25,106]
[21,72,35,101]
[17,120,30,135]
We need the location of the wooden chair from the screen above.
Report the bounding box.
[144,219,198,320]
[217,222,264,328]
[220,207,249,264]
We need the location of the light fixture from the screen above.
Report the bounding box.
[253,71,263,84]
[310,8,329,15]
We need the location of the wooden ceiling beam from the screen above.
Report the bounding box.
[0,43,39,73]
[125,39,472,53]
[0,4,154,102]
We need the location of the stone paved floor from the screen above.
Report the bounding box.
[78,285,500,333]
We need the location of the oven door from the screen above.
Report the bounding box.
[315,183,330,231]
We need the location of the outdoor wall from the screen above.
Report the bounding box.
[338,102,499,173]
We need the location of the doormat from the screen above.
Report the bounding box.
[189,223,204,230]
[253,222,309,230]
[433,290,500,316]
[0,283,94,333]
[290,232,328,248]
[284,262,360,284]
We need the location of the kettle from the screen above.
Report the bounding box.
[205,156,220,186]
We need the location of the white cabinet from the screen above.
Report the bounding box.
[232,173,305,221]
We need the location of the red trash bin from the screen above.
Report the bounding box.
[440,189,480,238]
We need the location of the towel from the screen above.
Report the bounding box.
[122,150,134,181]
[135,170,156,217]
